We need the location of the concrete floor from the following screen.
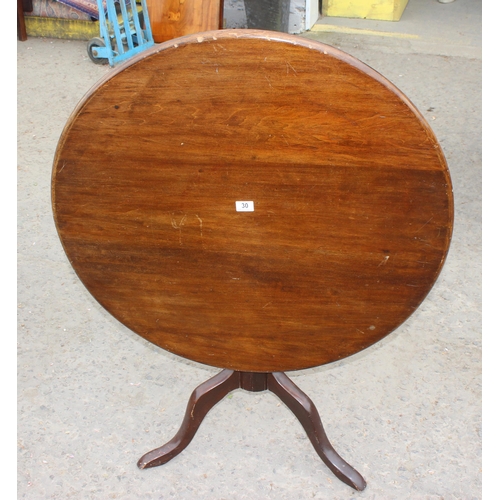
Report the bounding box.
[17,1,481,498]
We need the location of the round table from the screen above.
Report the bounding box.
[52,29,453,490]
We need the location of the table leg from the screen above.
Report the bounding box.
[137,369,240,469]
[267,372,367,491]
[137,369,366,491]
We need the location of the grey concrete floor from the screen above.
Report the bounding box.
[18,1,481,498]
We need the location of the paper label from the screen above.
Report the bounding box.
[235,201,254,212]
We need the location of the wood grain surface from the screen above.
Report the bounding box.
[52,30,453,372]
[145,0,222,42]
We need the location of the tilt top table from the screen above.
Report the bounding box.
[52,29,453,491]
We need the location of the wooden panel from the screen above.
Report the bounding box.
[52,30,453,372]
[145,0,221,42]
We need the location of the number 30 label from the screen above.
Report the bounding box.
[235,201,254,212]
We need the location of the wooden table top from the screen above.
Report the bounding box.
[52,30,453,372]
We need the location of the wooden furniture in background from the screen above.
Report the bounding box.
[17,0,33,41]
[145,0,223,42]
[52,30,453,490]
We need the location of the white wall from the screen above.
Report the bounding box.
[289,0,307,33]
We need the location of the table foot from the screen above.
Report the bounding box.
[137,369,240,469]
[267,372,367,491]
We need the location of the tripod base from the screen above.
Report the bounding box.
[137,370,366,491]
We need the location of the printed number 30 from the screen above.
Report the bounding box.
[235,201,254,212]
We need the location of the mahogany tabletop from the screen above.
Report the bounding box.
[52,29,453,373]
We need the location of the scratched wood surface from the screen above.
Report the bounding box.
[52,30,453,372]
[146,0,222,42]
